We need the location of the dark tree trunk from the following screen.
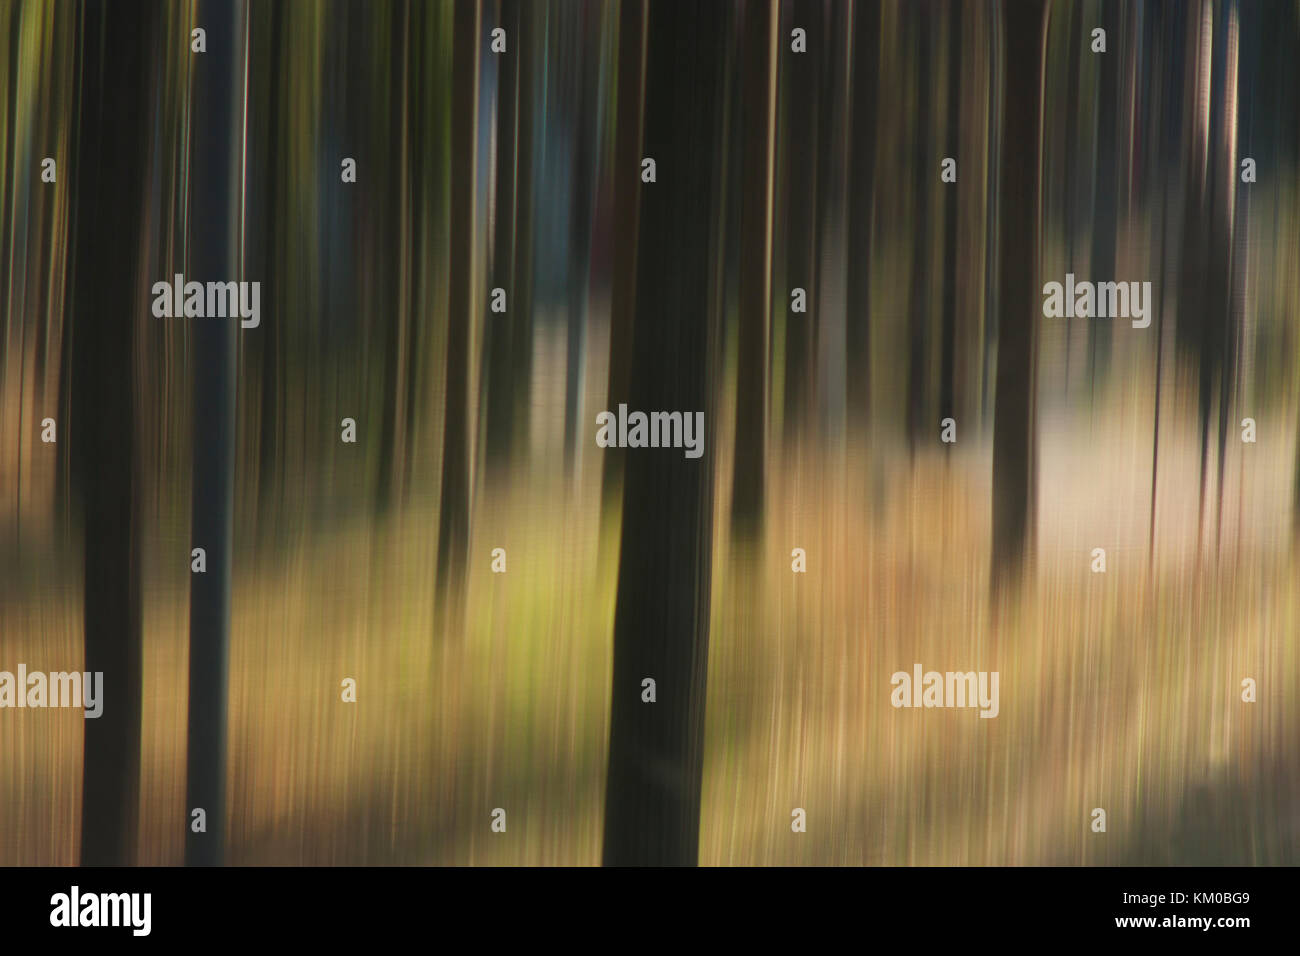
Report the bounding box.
[939,0,961,434]
[906,11,932,454]
[377,5,413,514]
[435,0,481,635]
[599,0,647,522]
[1060,0,1083,393]
[1175,4,1234,557]
[70,0,158,867]
[402,2,442,502]
[563,6,601,478]
[781,0,822,445]
[1149,2,1181,566]
[1208,1,1239,556]
[845,0,880,434]
[484,0,521,483]
[602,0,727,867]
[185,0,244,867]
[1062,0,1083,256]
[256,0,287,523]
[1087,0,1119,390]
[509,0,538,469]
[990,0,1045,590]
[54,296,73,542]
[730,0,776,540]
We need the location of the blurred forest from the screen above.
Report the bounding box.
[2,0,1299,865]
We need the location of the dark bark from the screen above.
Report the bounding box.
[1062,0,1083,256]
[70,0,158,866]
[1176,4,1234,556]
[939,0,961,431]
[730,0,776,540]
[256,1,287,522]
[435,0,480,634]
[377,5,413,514]
[845,0,880,434]
[484,0,521,482]
[564,6,601,477]
[1149,3,1183,566]
[1209,1,1243,555]
[402,2,440,502]
[602,0,727,867]
[599,0,647,521]
[990,0,1045,590]
[906,12,932,454]
[781,0,822,444]
[185,0,243,867]
[509,0,537,467]
[1060,0,1083,393]
[1086,0,1120,390]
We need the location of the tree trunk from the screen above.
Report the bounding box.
[509,0,538,473]
[845,0,880,435]
[376,4,413,514]
[1086,0,1119,390]
[730,0,776,540]
[906,12,932,454]
[602,0,727,867]
[70,0,158,867]
[435,0,481,637]
[256,0,286,523]
[990,0,1046,591]
[939,0,961,434]
[598,0,646,522]
[185,0,245,866]
[563,6,601,478]
[484,0,521,483]
[781,0,822,445]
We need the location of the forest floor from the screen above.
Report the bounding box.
[2,391,1298,865]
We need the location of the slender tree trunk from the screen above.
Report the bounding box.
[906,12,932,454]
[402,3,444,502]
[510,0,537,468]
[435,0,481,636]
[1060,0,1082,395]
[377,5,413,514]
[185,0,245,866]
[730,0,777,540]
[257,0,286,524]
[939,0,961,436]
[1209,1,1239,558]
[1087,0,1119,390]
[602,0,727,867]
[845,0,880,435]
[990,0,1046,591]
[563,7,601,479]
[1176,4,1212,555]
[484,0,521,483]
[781,0,822,445]
[598,0,646,523]
[71,0,158,866]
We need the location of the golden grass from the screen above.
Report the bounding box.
[2,428,1297,865]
